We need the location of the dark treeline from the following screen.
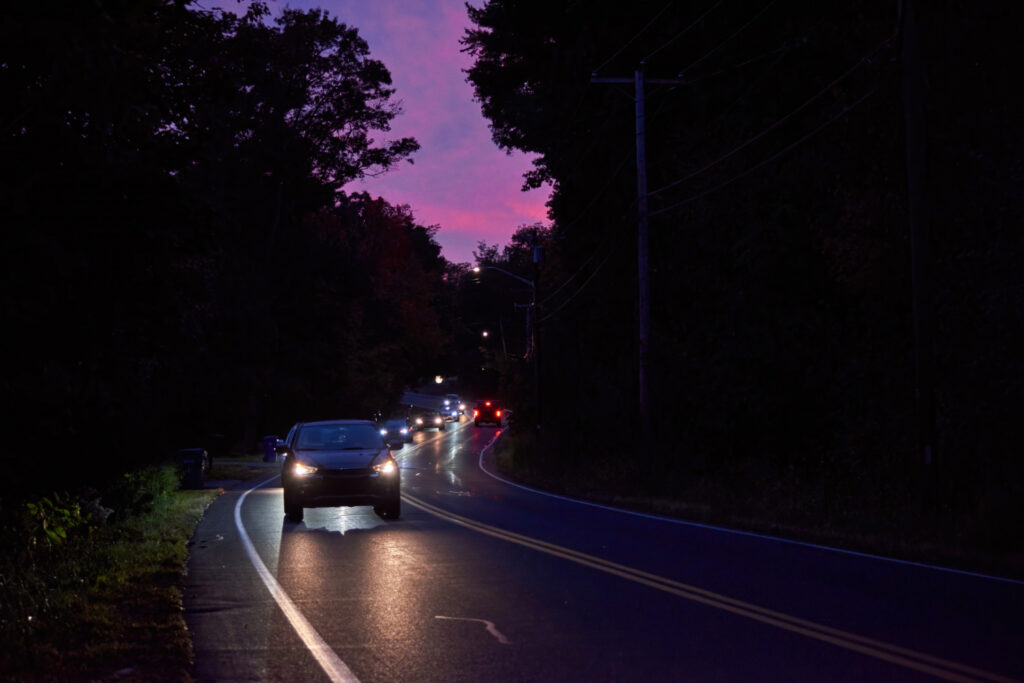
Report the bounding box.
[463,1,1022,553]
[1,2,452,498]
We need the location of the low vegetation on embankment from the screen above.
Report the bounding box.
[0,464,223,680]
[492,426,1024,582]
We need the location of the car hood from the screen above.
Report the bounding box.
[293,448,386,469]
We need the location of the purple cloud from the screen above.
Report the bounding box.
[275,0,550,264]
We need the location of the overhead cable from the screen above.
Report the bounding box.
[644,0,724,63]
[649,85,880,217]
[592,1,674,75]
[649,35,893,197]
[675,0,779,77]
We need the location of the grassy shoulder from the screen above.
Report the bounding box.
[1,466,220,681]
[208,452,279,483]
[491,428,1024,581]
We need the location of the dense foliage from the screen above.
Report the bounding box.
[1,1,444,497]
[463,0,1023,548]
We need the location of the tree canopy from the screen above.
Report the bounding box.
[463,0,1024,534]
[0,1,437,496]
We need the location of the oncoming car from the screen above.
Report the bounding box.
[278,420,400,522]
[378,418,412,447]
[473,400,502,427]
[443,393,466,416]
[410,407,446,431]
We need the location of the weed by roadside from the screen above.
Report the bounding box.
[0,465,219,681]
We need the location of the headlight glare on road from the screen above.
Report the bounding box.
[293,462,318,477]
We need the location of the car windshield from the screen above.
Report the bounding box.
[296,424,382,450]
[384,420,405,428]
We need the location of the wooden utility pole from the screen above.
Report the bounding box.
[592,63,686,444]
[901,0,936,466]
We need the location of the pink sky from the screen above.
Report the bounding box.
[272,0,550,264]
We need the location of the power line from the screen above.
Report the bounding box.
[643,0,724,63]
[676,0,779,76]
[540,155,635,306]
[649,35,893,198]
[667,40,795,88]
[538,250,613,324]
[538,223,632,324]
[592,1,674,75]
[649,85,880,217]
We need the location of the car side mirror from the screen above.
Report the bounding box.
[275,444,290,456]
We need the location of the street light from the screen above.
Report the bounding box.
[473,263,541,435]
[473,265,536,356]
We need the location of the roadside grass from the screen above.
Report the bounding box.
[0,465,219,681]
[208,452,277,483]
[491,428,1024,581]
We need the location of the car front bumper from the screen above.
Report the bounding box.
[287,468,399,508]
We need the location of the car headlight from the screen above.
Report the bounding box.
[400,428,408,435]
[380,428,388,436]
[293,462,318,477]
[434,416,442,424]
[373,458,397,475]
[415,417,423,425]
[459,403,465,410]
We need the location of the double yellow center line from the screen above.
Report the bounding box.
[403,491,1015,683]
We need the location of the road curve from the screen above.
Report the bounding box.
[185,420,1024,682]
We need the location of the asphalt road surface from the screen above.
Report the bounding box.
[185,419,1023,682]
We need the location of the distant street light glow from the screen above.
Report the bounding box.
[434,375,444,384]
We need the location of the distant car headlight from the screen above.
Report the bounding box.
[293,462,318,477]
[380,428,388,436]
[373,458,397,475]
[415,417,423,425]
[400,428,408,435]
[459,403,465,410]
[434,416,442,424]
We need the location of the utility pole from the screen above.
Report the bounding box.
[901,0,936,467]
[592,63,686,444]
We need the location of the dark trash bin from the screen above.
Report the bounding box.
[178,448,208,489]
[262,435,279,463]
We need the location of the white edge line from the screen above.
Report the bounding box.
[234,474,361,683]
[476,434,1024,586]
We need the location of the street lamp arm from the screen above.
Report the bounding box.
[474,264,535,289]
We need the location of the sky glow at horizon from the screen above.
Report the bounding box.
[270,0,551,264]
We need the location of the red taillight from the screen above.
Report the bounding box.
[495,410,502,417]
[473,409,479,417]
[485,401,491,407]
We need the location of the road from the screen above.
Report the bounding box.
[185,418,1023,682]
